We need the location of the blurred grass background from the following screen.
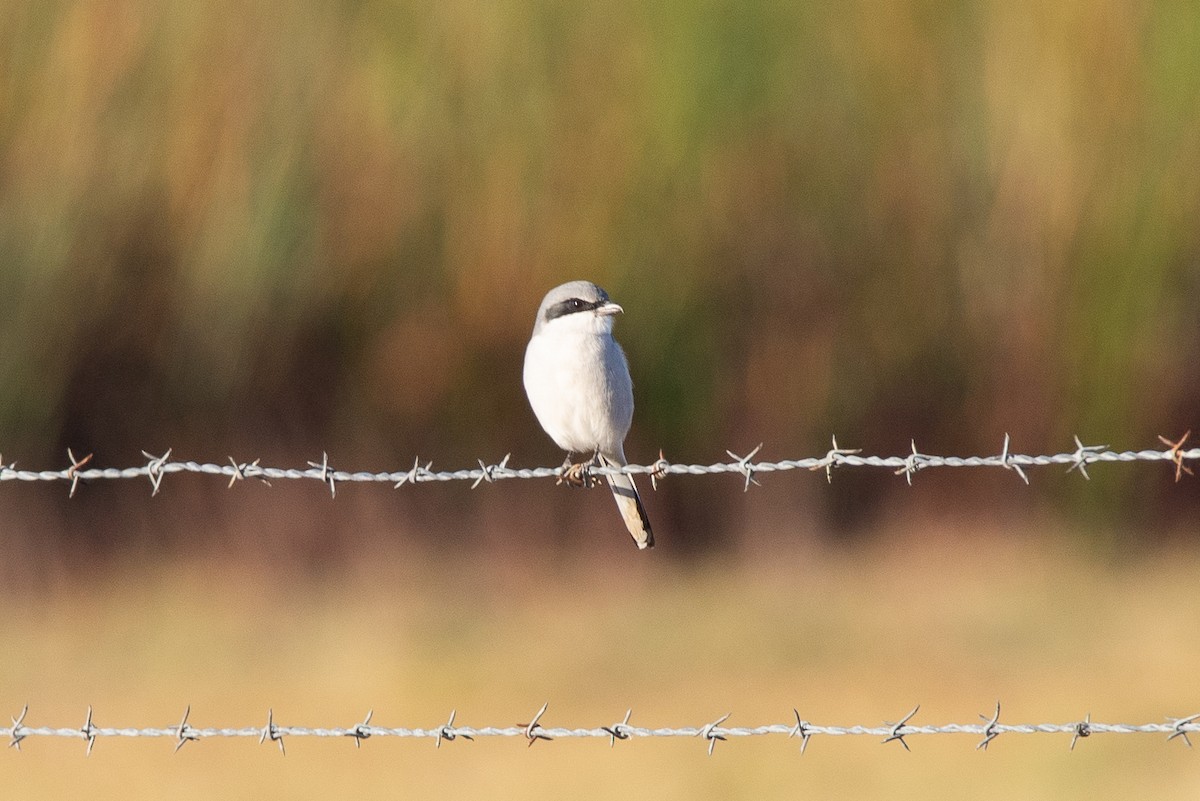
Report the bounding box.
[2,0,1198,542]
[3,533,1200,799]
[1,0,1199,796]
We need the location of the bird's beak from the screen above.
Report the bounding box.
[596,301,624,316]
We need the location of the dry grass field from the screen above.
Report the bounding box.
[2,524,1198,799]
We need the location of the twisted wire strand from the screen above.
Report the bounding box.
[0,435,1195,494]
[4,705,1198,754]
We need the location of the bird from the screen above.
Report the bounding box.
[523,280,654,549]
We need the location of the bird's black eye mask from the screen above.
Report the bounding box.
[545,296,605,322]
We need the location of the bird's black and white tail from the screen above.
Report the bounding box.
[602,455,654,549]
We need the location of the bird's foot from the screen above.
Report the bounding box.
[557,454,597,488]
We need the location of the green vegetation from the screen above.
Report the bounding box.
[1,1,1197,538]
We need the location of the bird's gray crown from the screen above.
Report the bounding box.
[534,280,612,331]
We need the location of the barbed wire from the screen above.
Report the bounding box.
[4,439,1192,760]
[4,703,1198,755]
[0,432,1194,497]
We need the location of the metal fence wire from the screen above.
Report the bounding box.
[0,432,1195,498]
[4,703,1199,755]
[2,433,1196,758]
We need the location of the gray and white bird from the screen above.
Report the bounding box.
[523,280,654,549]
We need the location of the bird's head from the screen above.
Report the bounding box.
[532,280,623,337]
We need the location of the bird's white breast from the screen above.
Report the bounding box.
[523,327,633,457]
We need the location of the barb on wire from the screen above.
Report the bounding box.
[142,449,172,496]
[3,704,1198,754]
[1168,713,1200,748]
[726,445,763,491]
[174,706,199,753]
[999,434,1029,485]
[393,457,432,489]
[260,708,285,755]
[603,709,633,747]
[895,440,927,486]
[1,435,1196,495]
[811,435,861,484]
[1067,437,1107,480]
[1071,713,1092,751]
[472,454,510,489]
[435,709,471,748]
[882,705,920,751]
[1158,430,1194,482]
[699,713,732,755]
[348,710,373,748]
[308,453,337,498]
[227,457,269,488]
[519,702,552,747]
[81,706,98,756]
[65,448,92,498]
[9,705,28,751]
[650,450,669,490]
[976,702,1002,751]
[789,709,813,754]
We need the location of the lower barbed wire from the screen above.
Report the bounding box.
[4,708,1197,753]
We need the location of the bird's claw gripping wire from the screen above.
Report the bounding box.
[557,455,597,488]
